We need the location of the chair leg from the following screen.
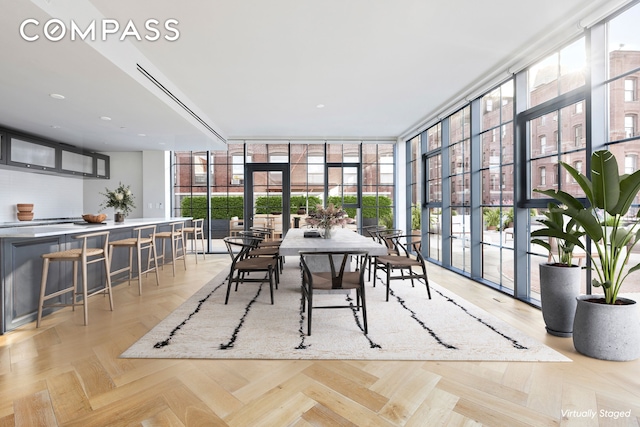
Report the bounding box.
[224,269,234,304]
[37,258,50,328]
[151,242,160,286]
[307,287,313,336]
[423,266,432,299]
[72,261,78,312]
[171,236,177,276]
[81,258,89,326]
[136,244,143,295]
[104,254,114,311]
[269,267,274,305]
[386,264,391,302]
[360,286,368,334]
[128,247,134,283]
[179,233,187,270]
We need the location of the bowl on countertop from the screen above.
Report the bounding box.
[17,212,34,221]
[82,214,107,223]
[17,204,34,212]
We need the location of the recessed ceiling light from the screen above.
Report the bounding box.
[138,133,146,137]
[316,104,325,109]
[100,116,112,121]
[50,125,61,129]
[49,93,65,100]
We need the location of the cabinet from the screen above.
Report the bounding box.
[0,132,6,164]
[3,132,109,179]
[8,137,57,171]
[61,148,94,176]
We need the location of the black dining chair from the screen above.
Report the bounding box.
[223,236,278,304]
[299,250,369,336]
[373,234,431,301]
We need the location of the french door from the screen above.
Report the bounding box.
[244,164,290,237]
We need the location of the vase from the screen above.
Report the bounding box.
[323,227,332,239]
[573,295,640,361]
[115,212,125,223]
[539,263,581,337]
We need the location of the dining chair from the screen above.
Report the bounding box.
[223,236,277,304]
[372,234,431,302]
[299,250,369,336]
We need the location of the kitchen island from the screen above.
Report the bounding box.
[0,217,191,333]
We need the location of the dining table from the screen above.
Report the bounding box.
[279,227,387,272]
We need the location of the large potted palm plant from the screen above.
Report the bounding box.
[531,204,584,337]
[534,150,640,360]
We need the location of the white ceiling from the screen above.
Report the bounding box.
[0,0,628,152]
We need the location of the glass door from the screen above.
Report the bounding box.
[326,163,361,231]
[245,164,290,239]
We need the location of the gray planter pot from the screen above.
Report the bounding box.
[573,295,640,361]
[539,263,581,337]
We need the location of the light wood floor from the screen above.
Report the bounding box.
[1,253,639,426]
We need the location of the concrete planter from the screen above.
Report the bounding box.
[539,263,581,337]
[573,295,640,361]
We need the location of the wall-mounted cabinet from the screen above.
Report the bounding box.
[3,132,109,179]
[61,148,95,176]
[8,137,57,171]
[0,132,6,165]
[95,153,110,179]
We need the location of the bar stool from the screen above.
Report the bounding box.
[37,231,113,327]
[108,225,160,295]
[155,221,187,276]
[183,218,206,263]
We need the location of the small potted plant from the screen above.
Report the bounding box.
[100,182,136,222]
[534,150,640,360]
[530,203,584,337]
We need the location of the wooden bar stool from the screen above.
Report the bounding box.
[155,221,187,276]
[108,225,160,294]
[37,231,113,327]
[183,218,206,263]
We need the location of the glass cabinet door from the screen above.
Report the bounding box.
[9,138,56,170]
[61,150,94,176]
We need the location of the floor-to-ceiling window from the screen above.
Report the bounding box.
[405,1,640,306]
[424,124,443,263]
[480,80,515,291]
[173,141,394,252]
[449,107,471,273]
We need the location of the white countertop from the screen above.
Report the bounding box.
[0,217,192,238]
[279,228,387,257]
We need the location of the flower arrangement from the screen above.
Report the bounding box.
[100,182,136,216]
[305,203,348,234]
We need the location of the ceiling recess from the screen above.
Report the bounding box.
[136,64,226,144]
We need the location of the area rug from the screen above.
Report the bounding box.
[121,261,570,362]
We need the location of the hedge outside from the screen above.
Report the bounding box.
[180,194,392,222]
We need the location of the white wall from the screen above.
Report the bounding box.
[1,151,171,223]
[83,151,143,219]
[0,168,84,222]
[142,151,170,218]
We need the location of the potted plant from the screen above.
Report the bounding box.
[534,149,640,360]
[530,203,585,337]
[100,182,136,222]
[483,207,501,230]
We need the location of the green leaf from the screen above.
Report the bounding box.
[531,239,551,253]
[561,161,593,204]
[612,169,640,216]
[590,150,620,214]
[533,189,584,210]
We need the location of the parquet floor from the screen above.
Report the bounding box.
[1,253,639,426]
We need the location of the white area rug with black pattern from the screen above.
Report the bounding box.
[122,260,570,361]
